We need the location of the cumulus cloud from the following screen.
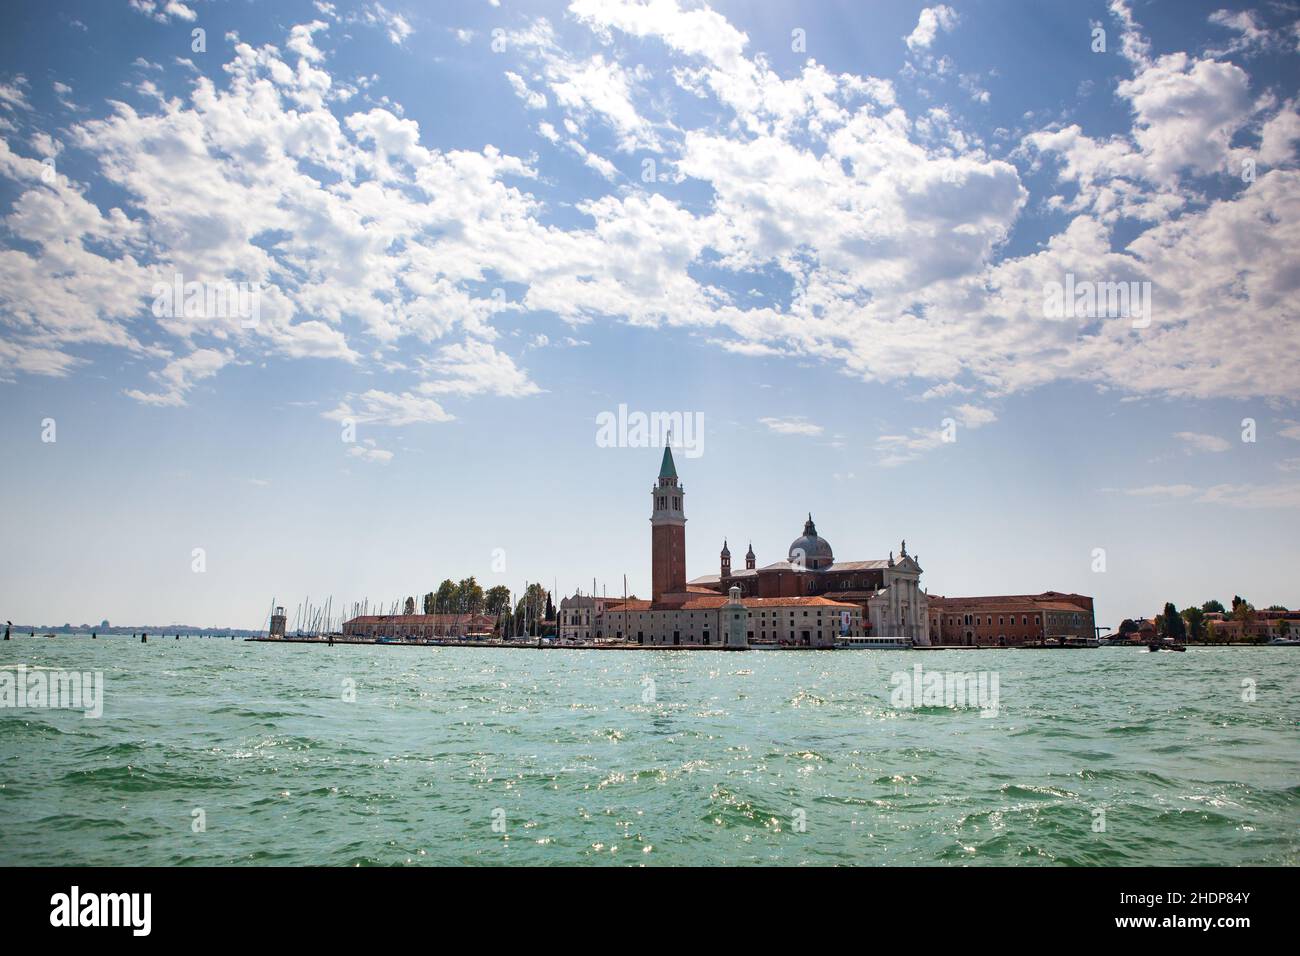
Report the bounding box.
[1,0,1298,443]
[953,404,997,429]
[129,1,197,24]
[905,5,959,52]
[416,340,542,398]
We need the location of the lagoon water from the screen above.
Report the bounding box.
[1,636,1296,866]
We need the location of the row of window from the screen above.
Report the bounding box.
[946,614,1035,627]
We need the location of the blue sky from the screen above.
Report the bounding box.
[1,0,1298,630]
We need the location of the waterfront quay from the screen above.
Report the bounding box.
[250,635,770,651]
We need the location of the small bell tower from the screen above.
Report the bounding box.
[720,539,731,578]
[745,542,755,570]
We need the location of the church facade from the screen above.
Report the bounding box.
[587,446,928,647]
[687,516,929,645]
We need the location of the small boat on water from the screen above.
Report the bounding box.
[1148,640,1186,652]
[1267,637,1300,646]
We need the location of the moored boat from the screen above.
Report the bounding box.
[835,636,913,649]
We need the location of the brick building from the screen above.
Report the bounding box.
[341,613,496,641]
[927,592,1095,646]
[1203,609,1299,642]
[601,594,863,647]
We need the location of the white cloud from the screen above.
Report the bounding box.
[2,1,1299,432]
[1119,481,1300,509]
[1120,483,1199,498]
[905,5,959,52]
[758,416,823,437]
[129,1,197,24]
[362,3,413,46]
[326,389,454,426]
[953,404,996,429]
[569,0,749,70]
[505,72,548,110]
[416,340,542,398]
[124,348,232,406]
[874,426,948,468]
[1206,9,1272,56]
[0,76,31,112]
[347,439,394,464]
[1175,431,1230,453]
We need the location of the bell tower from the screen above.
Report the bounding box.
[651,445,687,602]
[720,540,731,578]
[745,542,755,570]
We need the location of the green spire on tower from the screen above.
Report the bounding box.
[659,444,678,479]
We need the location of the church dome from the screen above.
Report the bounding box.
[788,514,833,569]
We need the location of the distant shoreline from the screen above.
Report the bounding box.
[240,636,1284,651]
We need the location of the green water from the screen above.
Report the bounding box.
[0,637,1296,866]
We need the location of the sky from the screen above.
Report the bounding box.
[0,0,1298,631]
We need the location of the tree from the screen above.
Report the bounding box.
[1232,598,1258,643]
[1118,618,1139,637]
[403,596,415,615]
[484,585,512,617]
[1181,606,1206,643]
[1265,604,1288,612]
[455,577,484,614]
[545,590,556,621]
[514,584,548,636]
[1202,599,1225,614]
[434,579,457,614]
[1163,603,1186,641]
[422,592,435,614]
